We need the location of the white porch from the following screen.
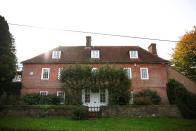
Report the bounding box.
[82,89,108,108]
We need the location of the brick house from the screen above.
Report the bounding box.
[21,36,196,106]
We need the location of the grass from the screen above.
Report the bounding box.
[0,117,196,131]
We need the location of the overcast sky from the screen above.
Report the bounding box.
[1,0,196,62]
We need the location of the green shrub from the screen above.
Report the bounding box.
[22,93,40,105]
[134,96,153,105]
[166,79,196,118]
[22,93,61,105]
[134,89,161,105]
[72,106,88,120]
[166,79,180,104]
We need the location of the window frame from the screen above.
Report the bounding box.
[100,89,106,103]
[124,68,132,79]
[57,91,65,104]
[52,51,61,59]
[85,88,90,103]
[91,50,100,59]
[41,68,50,80]
[57,68,63,80]
[140,68,149,80]
[40,91,48,96]
[129,50,138,59]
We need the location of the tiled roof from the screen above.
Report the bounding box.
[22,46,168,64]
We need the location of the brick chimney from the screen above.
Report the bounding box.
[86,36,91,47]
[148,43,157,55]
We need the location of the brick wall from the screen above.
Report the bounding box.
[166,65,196,93]
[22,63,169,103]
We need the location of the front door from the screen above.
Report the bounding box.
[82,89,108,108]
[90,92,100,107]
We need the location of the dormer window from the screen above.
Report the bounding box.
[129,51,138,59]
[91,50,100,59]
[52,51,61,59]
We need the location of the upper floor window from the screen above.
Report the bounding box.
[40,91,48,96]
[140,68,149,80]
[57,68,63,80]
[124,68,132,79]
[41,68,50,80]
[91,50,100,59]
[129,51,138,59]
[52,51,61,59]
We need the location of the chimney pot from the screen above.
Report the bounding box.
[148,43,157,55]
[86,36,91,47]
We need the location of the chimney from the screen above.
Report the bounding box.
[86,36,91,47]
[148,43,157,55]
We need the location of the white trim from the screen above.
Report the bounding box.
[57,91,65,104]
[129,51,138,59]
[40,91,48,96]
[52,51,61,59]
[130,91,134,104]
[57,91,64,96]
[91,50,100,59]
[124,68,132,79]
[41,68,50,80]
[140,68,149,80]
[57,68,63,80]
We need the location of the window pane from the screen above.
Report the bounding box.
[58,68,63,80]
[141,68,148,79]
[129,51,138,58]
[42,68,49,79]
[40,91,48,96]
[52,51,61,59]
[91,50,100,58]
[124,68,132,79]
[100,89,106,103]
[85,89,90,103]
[57,91,65,104]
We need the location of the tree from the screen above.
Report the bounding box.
[0,15,17,95]
[172,26,196,81]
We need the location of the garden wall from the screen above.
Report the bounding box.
[0,105,87,117]
[101,105,181,118]
[0,105,181,118]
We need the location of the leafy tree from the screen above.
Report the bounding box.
[0,15,17,95]
[172,26,196,81]
[60,65,131,105]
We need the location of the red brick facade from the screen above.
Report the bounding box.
[22,63,170,103]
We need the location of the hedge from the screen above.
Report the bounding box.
[134,89,161,105]
[166,79,196,118]
[22,93,61,105]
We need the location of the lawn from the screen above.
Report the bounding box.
[0,117,196,131]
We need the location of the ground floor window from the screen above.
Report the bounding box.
[100,89,106,103]
[40,91,48,96]
[85,88,90,103]
[130,91,134,104]
[57,91,65,104]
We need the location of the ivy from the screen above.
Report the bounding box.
[60,65,131,105]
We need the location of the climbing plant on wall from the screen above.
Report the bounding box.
[60,65,131,105]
